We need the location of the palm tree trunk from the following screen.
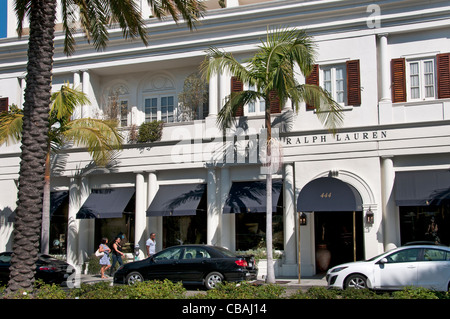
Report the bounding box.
[265,102,275,284]
[7,0,56,293]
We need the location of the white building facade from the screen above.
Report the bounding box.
[0,0,449,277]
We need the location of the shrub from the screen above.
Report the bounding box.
[196,282,285,299]
[137,121,163,143]
[391,286,440,299]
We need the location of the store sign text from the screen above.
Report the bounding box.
[283,130,387,145]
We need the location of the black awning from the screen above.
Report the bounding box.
[146,183,206,216]
[76,187,135,219]
[223,180,283,214]
[297,177,363,212]
[50,191,69,216]
[395,170,450,206]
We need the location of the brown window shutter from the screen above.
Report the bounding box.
[231,76,244,116]
[391,58,406,103]
[437,53,450,99]
[346,60,361,106]
[0,97,8,113]
[305,64,319,110]
[269,90,281,114]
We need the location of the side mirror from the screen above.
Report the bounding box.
[378,257,388,264]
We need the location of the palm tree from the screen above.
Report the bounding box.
[0,84,123,255]
[202,27,344,283]
[9,0,205,293]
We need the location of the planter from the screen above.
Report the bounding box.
[256,259,281,280]
[315,244,331,272]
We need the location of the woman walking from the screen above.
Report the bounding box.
[98,238,111,279]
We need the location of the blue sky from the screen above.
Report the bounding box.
[0,0,6,38]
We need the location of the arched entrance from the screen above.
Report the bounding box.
[297,177,365,273]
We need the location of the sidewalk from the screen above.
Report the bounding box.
[78,273,328,288]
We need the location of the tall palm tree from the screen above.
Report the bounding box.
[202,27,344,283]
[9,0,205,293]
[0,84,123,254]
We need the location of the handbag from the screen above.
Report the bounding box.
[95,249,104,257]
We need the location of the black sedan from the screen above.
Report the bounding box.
[0,252,75,286]
[114,245,257,289]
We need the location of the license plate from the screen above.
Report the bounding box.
[248,262,253,267]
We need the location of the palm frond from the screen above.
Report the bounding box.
[217,90,262,130]
[64,118,123,166]
[0,106,23,145]
[148,0,206,30]
[201,47,250,83]
[51,83,91,120]
[299,84,344,133]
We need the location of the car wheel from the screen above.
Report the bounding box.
[126,271,144,285]
[204,272,224,290]
[344,274,367,289]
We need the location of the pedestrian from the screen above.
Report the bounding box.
[98,237,111,279]
[146,232,156,258]
[110,236,125,275]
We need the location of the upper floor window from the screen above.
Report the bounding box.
[142,74,176,123]
[391,53,450,103]
[305,60,361,109]
[408,58,435,100]
[322,65,346,104]
[231,77,280,116]
[144,95,175,123]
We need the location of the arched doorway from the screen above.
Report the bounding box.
[297,177,365,273]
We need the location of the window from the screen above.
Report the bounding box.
[306,60,361,109]
[0,97,9,113]
[385,248,421,263]
[145,97,158,122]
[391,53,450,102]
[153,247,183,261]
[322,65,346,104]
[408,59,436,100]
[145,96,175,123]
[182,247,211,259]
[246,84,265,116]
[120,100,128,127]
[423,249,448,262]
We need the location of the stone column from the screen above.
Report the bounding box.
[82,70,90,118]
[208,62,218,117]
[220,166,234,250]
[135,172,146,258]
[77,177,91,264]
[147,171,162,252]
[67,177,80,269]
[378,34,393,124]
[381,156,399,250]
[283,163,296,265]
[207,166,220,245]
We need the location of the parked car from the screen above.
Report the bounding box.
[113,244,257,289]
[326,245,450,291]
[0,252,75,286]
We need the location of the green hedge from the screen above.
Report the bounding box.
[1,280,448,299]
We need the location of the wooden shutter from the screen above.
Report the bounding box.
[346,60,361,106]
[0,97,8,113]
[305,64,319,110]
[269,90,281,114]
[437,53,450,99]
[391,58,406,103]
[231,76,243,116]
